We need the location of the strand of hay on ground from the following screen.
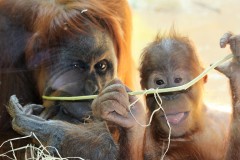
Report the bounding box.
[0,132,84,160]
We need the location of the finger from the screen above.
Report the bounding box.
[92,95,129,120]
[124,85,146,122]
[100,106,130,128]
[236,36,240,55]
[40,106,59,119]
[229,35,240,56]
[125,85,139,104]
[100,83,128,97]
[92,80,130,119]
[95,93,129,118]
[102,78,124,89]
[23,104,45,115]
[99,78,127,99]
[98,83,130,111]
[6,95,24,118]
[91,97,101,118]
[220,32,233,48]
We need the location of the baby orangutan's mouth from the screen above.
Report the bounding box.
[161,112,189,125]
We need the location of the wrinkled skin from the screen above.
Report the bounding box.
[6,79,146,160]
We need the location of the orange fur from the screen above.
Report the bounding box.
[24,0,135,89]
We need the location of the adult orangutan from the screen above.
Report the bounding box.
[0,0,136,158]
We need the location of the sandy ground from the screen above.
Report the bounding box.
[129,0,240,113]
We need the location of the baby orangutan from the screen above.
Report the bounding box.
[139,31,240,159]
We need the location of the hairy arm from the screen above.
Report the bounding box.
[216,32,240,159]
[6,95,117,159]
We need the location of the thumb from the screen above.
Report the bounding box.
[6,95,23,118]
[124,86,138,104]
[214,61,231,78]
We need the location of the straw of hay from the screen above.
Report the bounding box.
[0,132,85,160]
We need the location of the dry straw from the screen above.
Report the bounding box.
[0,132,85,160]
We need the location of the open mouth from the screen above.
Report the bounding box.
[161,112,189,125]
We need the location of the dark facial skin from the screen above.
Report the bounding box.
[33,29,117,123]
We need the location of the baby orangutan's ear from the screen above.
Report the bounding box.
[203,74,208,83]
[200,67,208,83]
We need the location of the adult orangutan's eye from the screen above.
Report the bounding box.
[95,60,108,72]
[71,61,87,72]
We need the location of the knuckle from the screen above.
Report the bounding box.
[113,91,128,102]
[114,84,127,93]
[108,79,122,86]
[107,83,126,94]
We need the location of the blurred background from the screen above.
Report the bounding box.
[128,0,240,113]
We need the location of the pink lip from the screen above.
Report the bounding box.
[161,112,189,125]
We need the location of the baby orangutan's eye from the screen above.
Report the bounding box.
[155,79,165,85]
[174,77,182,83]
